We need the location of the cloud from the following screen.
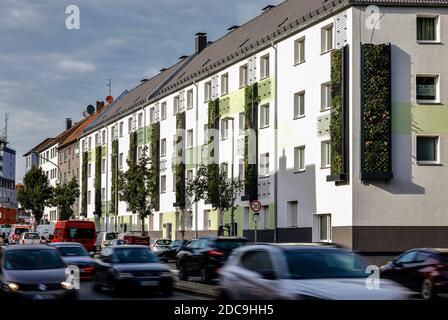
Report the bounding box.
[57,58,96,74]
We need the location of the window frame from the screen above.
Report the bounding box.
[318,214,332,242]
[294,91,305,119]
[321,140,331,169]
[187,89,194,110]
[294,37,306,65]
[221,73,229,96]
[416,74,440,104]
[204,81,212,102]
[260,54,270,79]
[260,103,270,129]
[417,15,440,44]
[321,82,332,111]
[321,24,334,54]
[294,146,306,173]
[161,102,167,120]
[416,135,440,165]
[239,64,248,88]
[260,152,270,177]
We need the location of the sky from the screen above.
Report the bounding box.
[0,0,282,183]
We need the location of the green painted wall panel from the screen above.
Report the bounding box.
[393,103,448,134]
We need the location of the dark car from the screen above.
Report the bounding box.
[91,245,173,296]
[0,245,77,301]
[49,242,95,281]
[176,236,248,283]
[159,240,188,263]
[381,248,448,299]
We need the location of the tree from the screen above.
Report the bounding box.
[186,165,243,234]
[118,146,157,235]
[51,178,80,221]
[17,166,53,225]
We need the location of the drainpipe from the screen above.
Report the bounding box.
[271,42,278,243]
[194,81,199,239]
[105,126,109,232]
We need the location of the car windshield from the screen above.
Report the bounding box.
[285,249,368,279]
[67,228,94,239]
[56,246,88,257]
[24,233,40,239]
[156,239,171,246]
[106,233,117,240]
[14,228,28,235]
[112,248,159,263]
[215,240,247,251]
[170,240,181,247]
[5,250,65,270]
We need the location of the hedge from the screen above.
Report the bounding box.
[175,112,186,206]
[150,123,160,211]
[81,151,88,215]
[330,49,344,176]
[110,139,118,215]
[94,146,102,217]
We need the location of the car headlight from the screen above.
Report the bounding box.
[116,272,134,279]
[7,283,19,292]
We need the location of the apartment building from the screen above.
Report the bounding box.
[0,135,17,212]
[76,0,448,256]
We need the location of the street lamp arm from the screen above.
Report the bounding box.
[32,152,62,180]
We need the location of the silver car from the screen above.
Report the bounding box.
[218,243,411,300]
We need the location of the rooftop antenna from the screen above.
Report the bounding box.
[1,113,8,144]
[107,78,112,96]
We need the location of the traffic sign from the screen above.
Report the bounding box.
[250,200,262,213]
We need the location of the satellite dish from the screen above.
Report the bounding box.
[87,105,95,115]
[106,95,114,104]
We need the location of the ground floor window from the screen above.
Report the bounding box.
[417,135,439,164]
[287,201,298,227]
[318,214,332,242]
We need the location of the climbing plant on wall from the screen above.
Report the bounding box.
[361,43,393,181]
[207,99,220,207]
[175,112,186,206]
[330,48,344,176]
[150,123,160,211]
[81,151,88,215]
[129,131,137,165]
[94,146,102,217]
[110,139,118,215]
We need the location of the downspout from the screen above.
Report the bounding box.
[271,42,278,243]
[193,80,199,239]
[105,126,109,232]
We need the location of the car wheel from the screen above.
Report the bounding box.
[178,266,188,281]
[421,279,435,300]
[200,267,212,284]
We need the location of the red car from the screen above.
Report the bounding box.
[381,248,448,299]
[52,220,96,252]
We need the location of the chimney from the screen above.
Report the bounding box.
[195,33,207,53]
[96,100,105,112]
[66,118,72,130]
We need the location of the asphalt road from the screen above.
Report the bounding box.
[77,282,209,300]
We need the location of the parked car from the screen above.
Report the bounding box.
[159,240,188,262]
[218,243,411,300]
[95,232,118,252]
[49,242,95,280]
[0,224,11,239]
[150,238,172,256]
[36,223,55,241]
[0,245,77,300]
[176,236,248,283]
[7,225,31,245]
[91,245,173,296]
[117,233,150,246]
[18,232,42,245]
[381,248,448,300]
[52,220,96,252]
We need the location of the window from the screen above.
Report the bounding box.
[150,107,155,124]
[260,54,270,79]
[161,102,167,120]
[294,146,305,172]
[221,119,229,140]
[187,89,193,110]
[88,191,91,205]
[396,251,418,265]
[221,73,229,96]
[321,24,333,53]
[318,214,332,242]
[119,153,123,169]
[204,124,209,144]
[287,201,298,227]
[241,250,274,273]
[259,206,269,230]
[221,163,228,177]
[161,138,167,157]
[239,158,245,181]
[161,175,166,193]
[187,129,194,149]
[138,113,143,128]
[417,16,439,42]
[187,169,193,182]
[88,137,92,150]
[204,81,212,102]
[101,159,106,174]
[173,96,180,115]
[294,37,305,64]
[119,122,123,137]
[88,164,92,177]
[239,64,248,88]
[417,136,439,164]
[321,141,331,168]
[416,75,439,103]
[128,117,133,133]
[260,104,270,128]
[294,91,305,118]
[260,153,269,176]
[321,82,332,111]
[239,112,245,135]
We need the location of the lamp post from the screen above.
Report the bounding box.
[222,116,235,236]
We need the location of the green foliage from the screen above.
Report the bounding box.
[110,139,119,215]
[118,146,157,235]
[244,84,259,199]
[129,131,137,164]
[17,166,53,224]
[149,123,159,211]
[175,112,186,206]
[51,178,80,221]
[362,44,392,174]
[94,146,102,217]
[330,49,344,175]
[81,151,88,215]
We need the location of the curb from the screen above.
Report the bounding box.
[173,280,220,299]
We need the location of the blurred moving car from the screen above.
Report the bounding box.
[159,240,188,262]
[150,238,172,256]
[176,236,248,283]
[380,248,448,300]
[95,232,118,252]
[91,245,173,295]
[219,243,411,300]
[18,232,42,245]
[52,220,96,252]
[109,239,125,246]
[7,225,30,245]
[118,233,150,246]
[0,245,77,300]
[49,242,95,281]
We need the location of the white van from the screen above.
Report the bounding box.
[36,223,55,240]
